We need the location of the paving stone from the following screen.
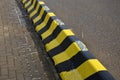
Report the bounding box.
[8,71,16,79]
[1,68,8,76]
[16,72,25,80]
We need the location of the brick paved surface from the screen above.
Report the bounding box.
[0,0,58,80]
[0,24,50,80]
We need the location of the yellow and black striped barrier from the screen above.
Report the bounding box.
[21,0,115,80]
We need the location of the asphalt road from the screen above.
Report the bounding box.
[43,0,120,79]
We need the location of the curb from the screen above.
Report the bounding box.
[21,0,115,80]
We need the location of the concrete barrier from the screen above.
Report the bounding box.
[21,0,115,80]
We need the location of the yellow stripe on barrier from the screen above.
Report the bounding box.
[24,0,32,8]
[33,7,45,23]
[38,1,45,5]
[35,13,56,32]
[29,1,45,18]
[53,42,81,65]
[45,29,75,52]
[29,3,40,18]
[41,20,59,40]
[22,0,27,4]
[77,59,107,79]
[60,59,107,80]
[60,69,82,80]
[27,0,36,12]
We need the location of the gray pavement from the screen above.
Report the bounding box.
[43,0,120,79]
[0,0,58,80]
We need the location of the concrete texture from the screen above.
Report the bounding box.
[43,0,120,79]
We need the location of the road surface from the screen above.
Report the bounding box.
[43,0,120,79]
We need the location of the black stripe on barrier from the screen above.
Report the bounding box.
[55,51,95,73]
[34,10,50,27]
[42,25,68,44]
[37,16,57,35]
[85,71,115,80]
[28,0,38,14]
[26,0,34,9]
[48,36,79,57]
[31,4,45,20]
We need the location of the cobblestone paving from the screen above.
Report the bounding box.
[0,0,58,80]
